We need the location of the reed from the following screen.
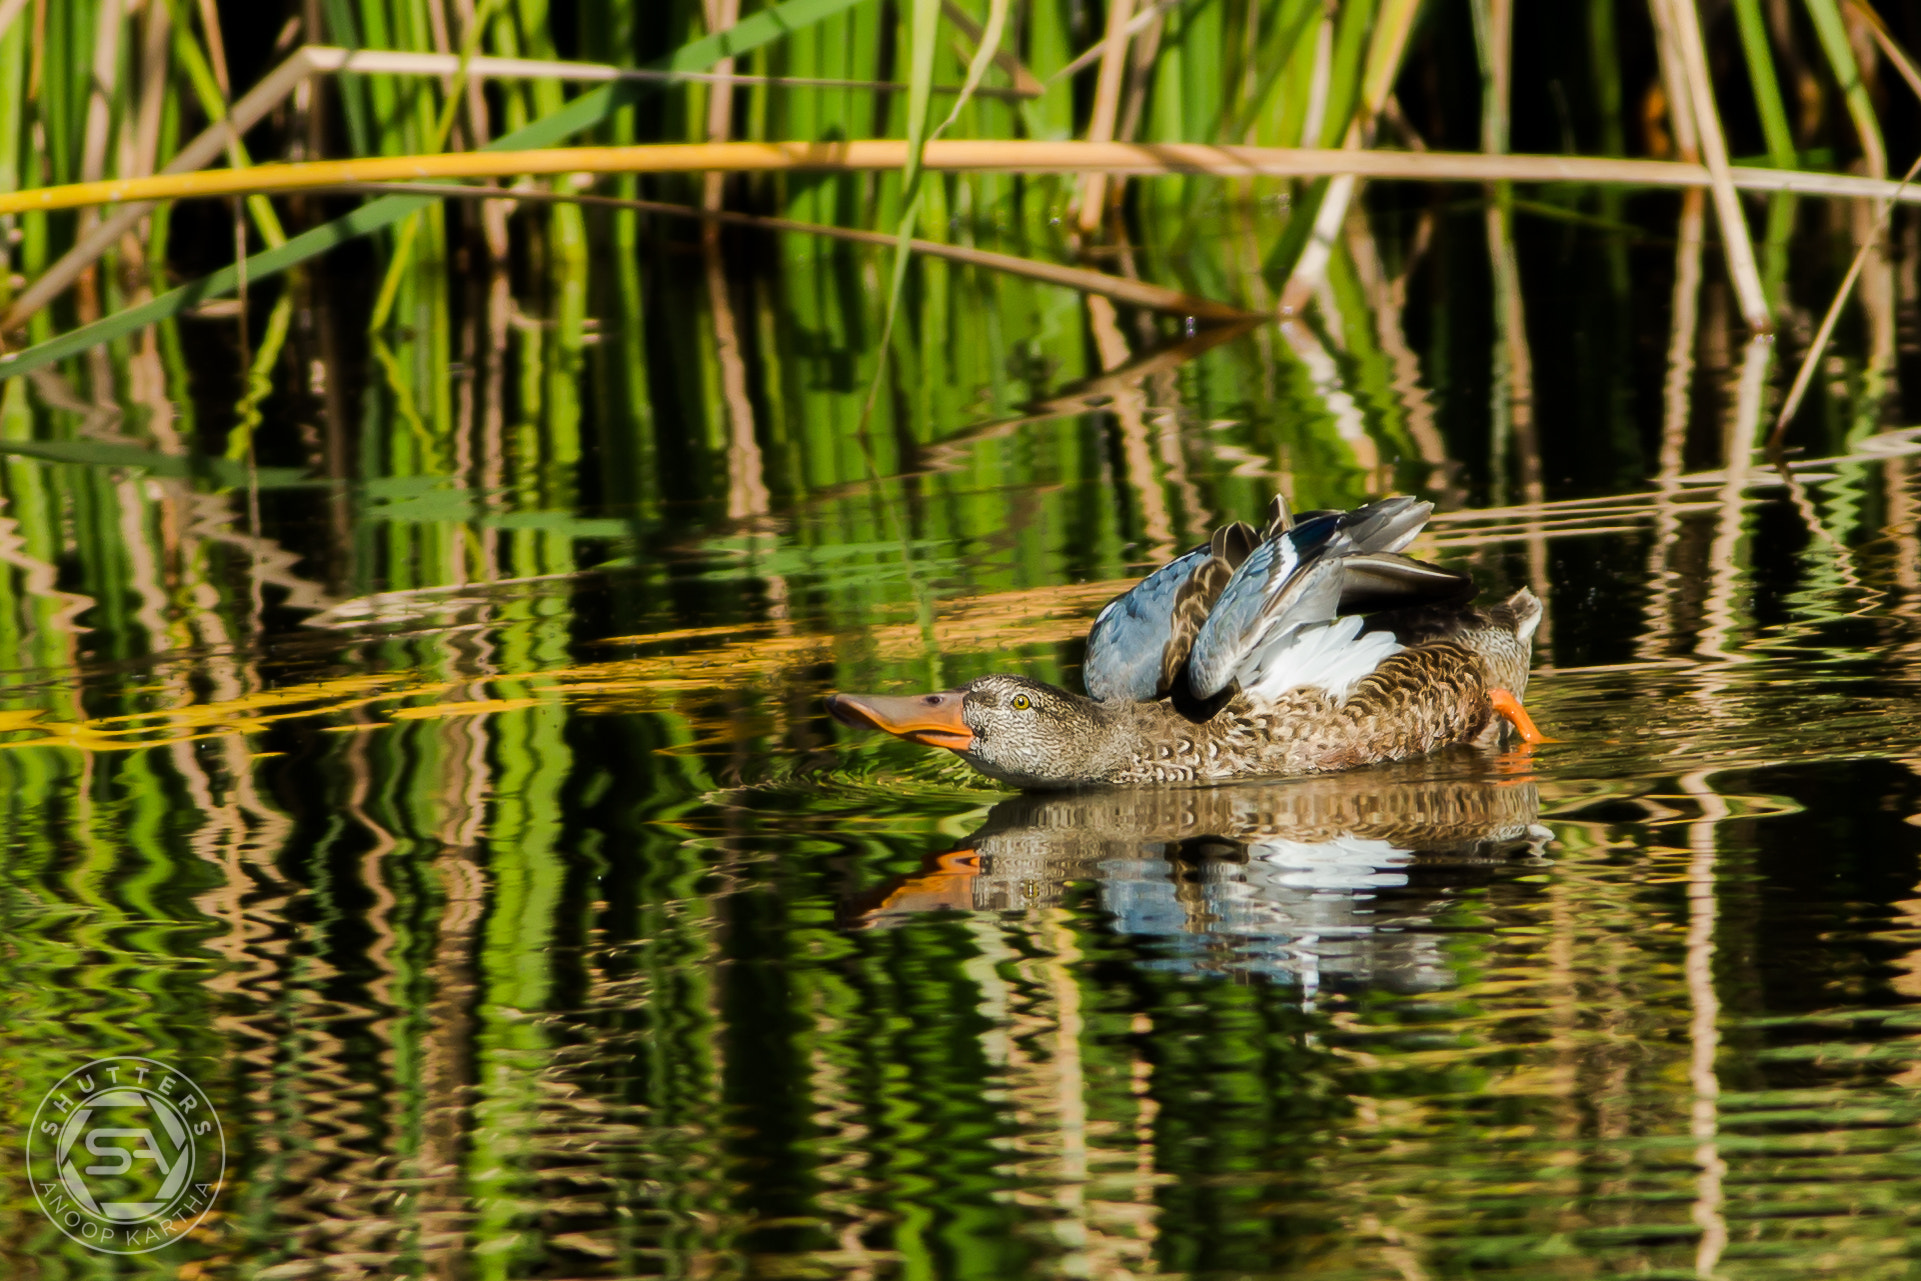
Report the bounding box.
[0,16,1915,1276]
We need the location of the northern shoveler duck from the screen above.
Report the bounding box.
[827,495,1547,790]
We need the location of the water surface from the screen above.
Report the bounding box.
[5,192,1921,1279]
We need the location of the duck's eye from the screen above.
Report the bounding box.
[1011,694,1032,711]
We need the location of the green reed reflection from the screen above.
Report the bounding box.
[5,3,1921,1276]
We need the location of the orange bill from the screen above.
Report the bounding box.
[827,690,975,752]
[1488,687,1555,745]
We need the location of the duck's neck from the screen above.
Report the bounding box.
[1052,696,1225,787]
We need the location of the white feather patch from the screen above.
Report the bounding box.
[1240,614,1403,703]
[1248,835,1412,890]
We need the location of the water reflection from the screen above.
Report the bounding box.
[6,173,1921,1278]
[858,764,1552,991]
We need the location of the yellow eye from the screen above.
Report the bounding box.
[1011,694,1032,711]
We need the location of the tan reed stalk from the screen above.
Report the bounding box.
[1075,0,1135,232]
[1277,0,1422,314]
[1048,0,1176,84]
[700,0,740,216]
[17,140,1921,219]
[1647,0,1700,159]
[329,180,1257,318]
[1655,0,1771,331]
[1848,0,1921,100]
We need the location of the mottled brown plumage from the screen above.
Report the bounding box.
[828,496,1547,790]
[1157,520,1258,695]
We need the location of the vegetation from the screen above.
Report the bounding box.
[1,0,1921,1276]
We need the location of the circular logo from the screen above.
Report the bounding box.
[25,1057,225,1255]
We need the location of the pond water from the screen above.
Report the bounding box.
[6,186,1921,1279]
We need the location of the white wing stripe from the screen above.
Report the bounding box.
[1241,615,1403,703]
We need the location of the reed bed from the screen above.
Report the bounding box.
[0,0,1909,650]
[0,7,1919,1278]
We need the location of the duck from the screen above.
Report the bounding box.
[826,494,1548,790]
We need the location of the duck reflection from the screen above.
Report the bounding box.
[852,762,1551,992]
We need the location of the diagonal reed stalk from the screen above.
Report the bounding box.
[330,180,1255,318]
[1763,153,1921,459]
[1766,9,1921,458]
[1849,0,1921,102]
[940,0,1040,95]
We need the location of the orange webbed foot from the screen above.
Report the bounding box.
[1489,687,1557,745]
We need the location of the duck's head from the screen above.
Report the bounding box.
[827,673,1109,789]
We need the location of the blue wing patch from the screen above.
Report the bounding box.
[1083,542,1212,703]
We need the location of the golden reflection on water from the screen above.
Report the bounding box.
[6,191,1921,1279]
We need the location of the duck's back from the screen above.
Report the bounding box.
[1078,497,1544,782]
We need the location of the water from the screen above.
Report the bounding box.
[6,193,1921,1278]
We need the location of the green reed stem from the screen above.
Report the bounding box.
[1731,0,1796,168]
[1805,0,1887,176]
[0,0,871,382]
[367,0,506,331]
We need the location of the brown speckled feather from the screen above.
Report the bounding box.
[1092,640,1505,785]
[1155,520,1258,695]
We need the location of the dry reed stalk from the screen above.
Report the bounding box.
[1049,0,1178,84]
[1647,0,1700,159]
[73,0,124,322]
[1655,0,1771,331]
[3,42,1031,329]
[26,140,1921,218]
[701,0,741,216]
[130,0,172,181]
[328,182,1253,319]
[1277,0,1422,314]
[1076,0,1136,232]
[193,0,230,98]
[1849,0,1921,101]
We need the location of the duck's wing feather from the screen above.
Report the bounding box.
[1338,551,1474,614]
[1084,521,1259,702]
[1188,497,1441,701]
